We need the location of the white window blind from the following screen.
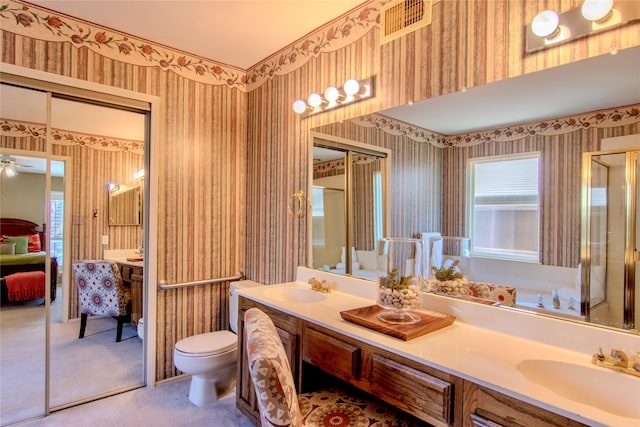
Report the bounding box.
[468,154,540,262]
[373,171,383,243]
[50,191,64,266]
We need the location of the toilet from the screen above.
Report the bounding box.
[137,317,144,340]
[173,281,259,406]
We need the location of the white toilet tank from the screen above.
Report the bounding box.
[229,281,262,333]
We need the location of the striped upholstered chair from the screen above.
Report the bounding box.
[72,260,131,342]
[244,307,416,427]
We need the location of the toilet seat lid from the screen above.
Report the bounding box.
[175,331,236,355]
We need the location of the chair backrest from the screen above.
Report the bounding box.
[72,261,128,317]
[244,308,302,427]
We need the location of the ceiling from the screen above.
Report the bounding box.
[28,0,365,69]
[381,45,640,135]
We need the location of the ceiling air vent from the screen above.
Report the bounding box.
[381,0,432,44]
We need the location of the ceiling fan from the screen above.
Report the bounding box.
[0,156,32,177]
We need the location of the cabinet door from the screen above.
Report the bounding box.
[130,273,143,327]
[236,304,299,424]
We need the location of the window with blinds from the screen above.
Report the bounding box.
[50,191,64,266]
[467,153,541,262]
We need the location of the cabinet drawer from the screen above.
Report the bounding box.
[371,354,453,426]
[303,328,359,383]
[471,385,587,427]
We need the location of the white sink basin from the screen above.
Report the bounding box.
[268,287,326,303]
[517,359,640,419]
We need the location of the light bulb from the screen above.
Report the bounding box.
[307,93,323,108]
[293,99,308,114]
[531,10,560,38]
[343,79,360,96]
[581,0,613,21]
[3,166,17,177]
[324,86,340,102]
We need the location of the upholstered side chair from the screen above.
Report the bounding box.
[72,260,131,342]
[244,307,417,427]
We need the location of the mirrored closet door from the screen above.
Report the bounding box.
[0,83,48,425]
[0,78,149,425]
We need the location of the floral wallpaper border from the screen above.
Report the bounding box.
[353,104,640,147]
[313,153,379,176]
[1,118,144,154]
[1,0,383,92]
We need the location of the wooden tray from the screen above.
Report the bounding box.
[340,305,455,341]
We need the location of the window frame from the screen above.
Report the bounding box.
[466,152,542,263]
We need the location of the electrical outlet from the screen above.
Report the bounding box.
[101,235,109,245]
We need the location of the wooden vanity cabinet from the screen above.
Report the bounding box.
[462,382,588,427]
[117,264,143,328]
[302,323,461,427]
[236,299,587,427]
[236,297,302,425]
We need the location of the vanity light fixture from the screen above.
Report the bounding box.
[531,10,560,38]
[293,77,375,117]
[0,163,17,178]
[133,169,144,179]
[581,0,614,21]
[526,0,639,53]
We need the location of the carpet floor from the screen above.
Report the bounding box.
[15,378,254,427]
[1,290,142,426]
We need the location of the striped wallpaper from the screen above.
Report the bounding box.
[1,0,639,381]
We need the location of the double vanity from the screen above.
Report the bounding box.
[235,267,640,427]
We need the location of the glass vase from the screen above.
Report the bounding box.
[376,238,423,324]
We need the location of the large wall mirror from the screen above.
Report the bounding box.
[310,46,640,334]
[109,185,143,226]
[310,134,390,280]
[0,73,150,425]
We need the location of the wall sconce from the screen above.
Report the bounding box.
[293,77,375,117]
[526,0,639,53]
[109,183,120,192]
[133,169,144,180]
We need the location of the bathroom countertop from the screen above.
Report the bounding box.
[235,270,640,427]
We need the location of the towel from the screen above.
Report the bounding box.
[5,271,46,301]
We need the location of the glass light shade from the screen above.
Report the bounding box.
[531,10,560,38]
[293,99,308,114]
[324,86,340,102]
[343,79,360,96]
[2,165,17,177]
[307,93,323,108]
[581,0,613,21]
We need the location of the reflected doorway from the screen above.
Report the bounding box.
[582,148,639,330]
[310,133,389,280]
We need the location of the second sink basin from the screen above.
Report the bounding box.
[516,359,640,419]
[268,287,326,303]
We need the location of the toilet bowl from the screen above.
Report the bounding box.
[137,318,144,340]
[173,281,260,406]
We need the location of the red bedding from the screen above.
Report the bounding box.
[5,271,46,301]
